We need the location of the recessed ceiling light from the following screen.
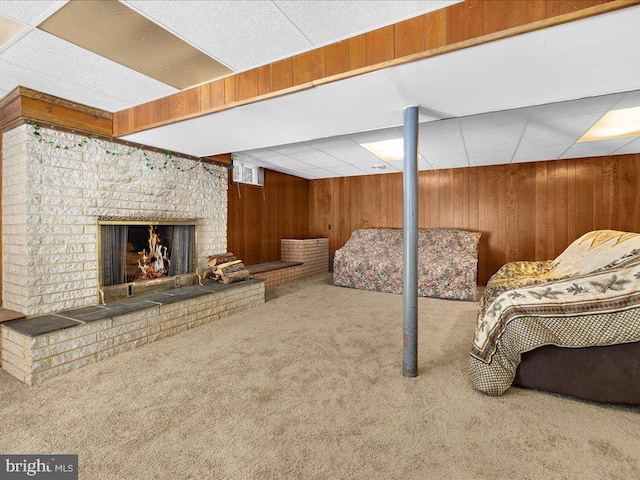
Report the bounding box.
[37,0,232,89]
[578,106,640,142]
[0,14,26,49]
[361,138,404,161]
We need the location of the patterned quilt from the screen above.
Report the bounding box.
[470,230,640,396]
[333,228,481,301]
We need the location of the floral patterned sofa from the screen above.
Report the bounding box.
[333,228,481,301]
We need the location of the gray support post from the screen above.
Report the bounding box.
[403,105,419,377]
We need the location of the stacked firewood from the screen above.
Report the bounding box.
[205,252,250,284]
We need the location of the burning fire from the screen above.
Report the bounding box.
[135,225,170,281]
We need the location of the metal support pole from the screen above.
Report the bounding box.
[403,105,419,377]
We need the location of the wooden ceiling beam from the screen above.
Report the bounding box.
[112,0,640,137]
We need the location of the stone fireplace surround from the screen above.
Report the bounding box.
[1,124,269,385]
[2,124,228,316]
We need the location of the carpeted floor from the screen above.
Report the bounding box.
[1,274,638,479]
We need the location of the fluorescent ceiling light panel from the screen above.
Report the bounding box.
[361,138,404,161]
[37,0,232,90]
[579,106,640,142]
[0,14,26,48]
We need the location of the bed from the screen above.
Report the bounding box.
[333,228,481,301]
[470,230,640,404]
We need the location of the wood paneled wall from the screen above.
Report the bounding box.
[113,0,631,136]
[309,154,640,285]
[227,169,310,266]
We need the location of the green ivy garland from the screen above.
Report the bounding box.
[29,121,224,176]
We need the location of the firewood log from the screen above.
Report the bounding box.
[221,269,250,284]
[206,252,236,267]
[216,262,246,275]
[215,259,242,270]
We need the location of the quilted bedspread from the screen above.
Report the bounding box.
[470,230,640,396]
[333,228,481,301]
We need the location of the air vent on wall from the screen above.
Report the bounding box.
[232,160,264,186]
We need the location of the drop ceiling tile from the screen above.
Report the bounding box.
[530,94,621,120]
[309,135,355,149]
[253,154,313,171]
[459,107,532,130]
[560,138,638,159]
[350,126,403,145]
[320,144,385,166]
[0,14,26,49]
[329,165,370,177]
[419,118,460,137]
[387,158,431,171]
[462,123,526,154]
[511,145,571,163]
[270,142,315,155]
[418,133,467,157]
[0,30,177,111]
[0,1,61,24]
[468,150,515,166]
[125,0,312,71]
[613,137,640,155]
[367,164,400,175]
[297,168,335,179]
[288,149,346,168]
[425,154,469,169]
[519,112,605,148]
[273,1,458,46]
[612,89,640,109]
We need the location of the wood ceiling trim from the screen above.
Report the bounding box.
[113,0,640,138]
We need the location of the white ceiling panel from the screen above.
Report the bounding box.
[125,0,312,71]
[462,123,527,154]
[0,29,177,110]
[123,69,405,155]
[468,150,515,167]
[0,1,62,24]
[614,138,640,155]
[298,168,335,179]
[388,6,640,119]
[328,165,370,177]
[270,142,316,155]
[459,108,532,130]
[288,150,346,168]
[613,89,640,110]
[387,158,431,172]
[518,112,605,148]
[424,154,469,170]
[512,145,572,164]
[320,144,387,166]
[273,1,460,46]
[530,95,621,120]
[560,138,638,159]
[418,133,467,157]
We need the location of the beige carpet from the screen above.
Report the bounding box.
[1,274,638,479]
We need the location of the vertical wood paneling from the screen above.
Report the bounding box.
[224,77,236,104]
[308,154,640,285]
[271,58,293,91]
[292,48,326,85]
[349,35,367,69]
[394,16,425,57]
[424,10,448,50]
[227,169,310,266]
[546,0,602,17]
[484,1,547,35]
[446,0,484,44]
[257,65,271,95]
[235,69,258,101]
[325,40,350,77]
[210,80,226,108]
[366,25,395,65]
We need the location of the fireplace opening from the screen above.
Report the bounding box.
[99,221,197,289]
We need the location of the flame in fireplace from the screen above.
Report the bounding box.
[135,225,170,281]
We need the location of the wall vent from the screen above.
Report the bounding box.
[232,159,264,186]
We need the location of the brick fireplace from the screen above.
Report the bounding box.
[2,124,228,316]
